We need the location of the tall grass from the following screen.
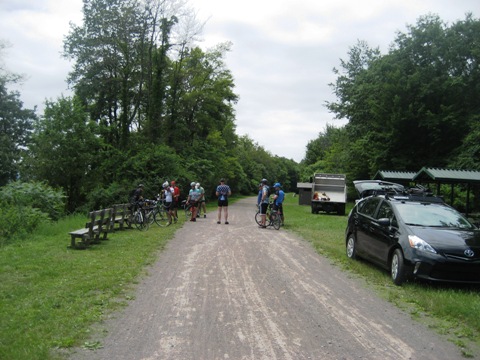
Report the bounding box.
[0,196,479,359]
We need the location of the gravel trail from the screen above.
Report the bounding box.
[70,197,464,360]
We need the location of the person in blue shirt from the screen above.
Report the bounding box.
[216,178,232,224]
[273,182,285,226]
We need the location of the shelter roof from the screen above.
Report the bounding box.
[373,170,416,182]
[413,167,480,184]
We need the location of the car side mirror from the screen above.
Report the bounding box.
[377,218,391,227]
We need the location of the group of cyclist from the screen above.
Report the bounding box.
[257,179,285,228]
[130,181,180,226]
[130,177,284,228]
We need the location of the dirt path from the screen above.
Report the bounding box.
[70,197,464,360]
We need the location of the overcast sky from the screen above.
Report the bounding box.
[0,0,477,162]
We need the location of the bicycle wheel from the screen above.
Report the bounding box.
[256,210,270,226]
[154,208,170,227]
[185,205,192,220]
[255,210,262,225]
[271,212,281,230]
[134,211,149,231]
[147,209,156,225]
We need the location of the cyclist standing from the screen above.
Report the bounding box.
[196,183,207,218]
[187,182,201,222]
[272,182,285,226]
[216,178,231,224]
[162,181,175,225]
[171,180,180,222]
[258,179,270,228]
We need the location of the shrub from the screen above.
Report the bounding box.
[0,181,65,244]
[83,182,130,212]
[0,202,50,245]
[0,181,65,220]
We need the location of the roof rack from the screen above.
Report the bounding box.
[384,185,444,203]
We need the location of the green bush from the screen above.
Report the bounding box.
[0,181,65,244]
[0,181,66,220]
[0,202,50,245]
[82,182,131,212]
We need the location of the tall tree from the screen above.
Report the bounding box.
[0,80,35,186]
[163,43,238,152]
[0,42,35,185]
[145,16,178,143]
[64,0,151,148]
[326,14,480,180]
[24,96,102,212]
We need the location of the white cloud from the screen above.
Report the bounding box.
[0,0,477,162]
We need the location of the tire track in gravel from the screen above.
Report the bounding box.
[70,197,464,360]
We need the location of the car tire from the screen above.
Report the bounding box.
[346,234,356,259]
[391,249,407,286]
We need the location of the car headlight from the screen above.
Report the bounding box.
[408,235,437,254]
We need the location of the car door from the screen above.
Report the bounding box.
[368,201,398,268]
[354,197,382,259]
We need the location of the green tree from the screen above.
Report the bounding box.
[145,16,178,143]
[24,96,102,212]
[64,0,152,148]
[326,14,480,181]
[0,41,36,186]
[0,81,35,186]
[163,43,238,153]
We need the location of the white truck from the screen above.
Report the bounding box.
[311,173,347,215]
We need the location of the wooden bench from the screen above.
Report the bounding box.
[69,208,112,249]
[110,203,132,231]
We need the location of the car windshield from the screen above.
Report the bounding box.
[395,202,473,228]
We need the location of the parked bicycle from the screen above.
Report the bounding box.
[255,202,281,230]
[147,198,172,227]
[182,200,193,220]
[129,200,150,231]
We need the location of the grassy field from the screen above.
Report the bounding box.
[0,196,479,359]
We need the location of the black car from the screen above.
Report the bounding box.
[345,181,480,285]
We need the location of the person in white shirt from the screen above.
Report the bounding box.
[162,181,175,225]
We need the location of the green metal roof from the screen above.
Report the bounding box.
[413,167,480,183]
[373,170,416,181]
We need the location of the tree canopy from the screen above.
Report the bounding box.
[2,6,479,214]
[319,13,480,183]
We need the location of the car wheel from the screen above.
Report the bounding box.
[391,249,407,286]
[346,234,356,259]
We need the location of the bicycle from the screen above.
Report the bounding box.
[182,200,193,220]
[147,198,173,227]
[129,201,150,231]
[255,202,281,230]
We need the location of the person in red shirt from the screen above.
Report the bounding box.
[171,180,180,223]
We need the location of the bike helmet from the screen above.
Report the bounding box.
[274,182,281,188]
[261,178,268,184]
[162,181,169,188]
[190,182,196,187]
